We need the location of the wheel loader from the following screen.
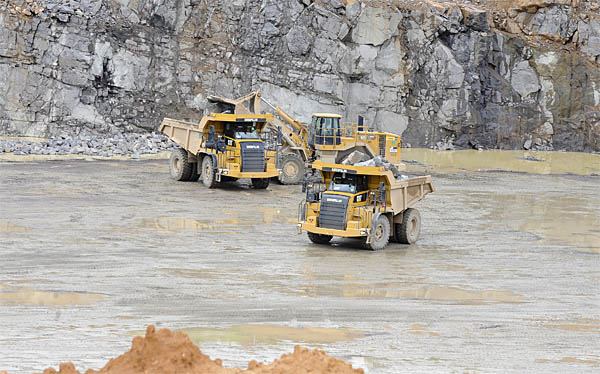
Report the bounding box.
[297,160,433,250]
[159,113,280,189]
[206,91,405,184]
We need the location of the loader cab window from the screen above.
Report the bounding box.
[313,116,341,145]
[329,173,368,194]
[225,123,259,139]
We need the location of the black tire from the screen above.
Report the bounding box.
[307,232,332,245]
[251,178,269,189]
[201,156,218,188]
[278,153,305,185]
[397,208,421,244]
[365,215,390,250]
[188,162,200,182]
[169,148,193,181]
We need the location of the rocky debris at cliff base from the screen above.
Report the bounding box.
[42,325,363,374]
[0,132,177,158]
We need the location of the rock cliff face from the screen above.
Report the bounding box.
[1,0,599,151]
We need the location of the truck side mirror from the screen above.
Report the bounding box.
[378,182,386,203]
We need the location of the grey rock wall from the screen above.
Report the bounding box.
[0,0,599,152]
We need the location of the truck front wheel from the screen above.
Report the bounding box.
[169,148,193,181]
[366,215,390,250]
[251,178,269,189]
[396,208,421,244]
[201,156,218,188]
[307,232,332,245]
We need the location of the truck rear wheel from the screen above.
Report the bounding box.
[189,162,200,182]
[365,215,390,250]
[307,232,332,245]
[201,156,218,188]
[278,153,304,185]
[397,208,421,244]
[251,178,269,189]
[169,148,193,181]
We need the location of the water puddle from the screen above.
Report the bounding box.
[138,217,242,232]
[177,325,364,346]
[403,149,600,175]
[481,193,600,254]
[0,286,105,307]
[340,286,524,304]
[0,221,31,233]
[543,323,600,332]
[159,267,223,279]
[407,324,440,337]
[299,283,524,304]
[536,357,599,366]
[136,210,296,234]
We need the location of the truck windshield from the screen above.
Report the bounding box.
[234,124,259,139]
[329,173,357,193]
[329,173,369,194]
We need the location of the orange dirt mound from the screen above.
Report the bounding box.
[43,325,363,374]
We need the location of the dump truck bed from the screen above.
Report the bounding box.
[159,118,203,154]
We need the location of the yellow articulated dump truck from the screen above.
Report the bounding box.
[159,113,280,189]
[298,160,434,250]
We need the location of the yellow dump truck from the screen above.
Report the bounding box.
[159,113,280,189]
[298,160,433,250]
[206,91,405,183]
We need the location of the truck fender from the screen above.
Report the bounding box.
[367,212,392,244]
[198,153,219,171]
[210,153,218,171]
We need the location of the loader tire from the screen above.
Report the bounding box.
[278,153,304,185]
[251,178,269,189]
[169,148,193,181]
[396,208,421,244]
[189,162,200,182]
[201,156,218,188]
[365,215,390,251]
[307,232,332,245]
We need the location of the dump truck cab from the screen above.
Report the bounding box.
[308,114,403,169]
[298,161,433,250]
[160,113,280,189]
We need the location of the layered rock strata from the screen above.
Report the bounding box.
[0,0,599,152]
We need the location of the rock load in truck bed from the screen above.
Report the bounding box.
[341,151,407,180]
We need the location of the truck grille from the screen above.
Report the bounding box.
[240,142,265,172]
[319,193,349,230]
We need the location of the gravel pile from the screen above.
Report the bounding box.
[0,132,177,159]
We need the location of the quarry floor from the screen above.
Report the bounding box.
[0,150,599,373]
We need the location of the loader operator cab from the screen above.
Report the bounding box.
[309,114,342,147]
